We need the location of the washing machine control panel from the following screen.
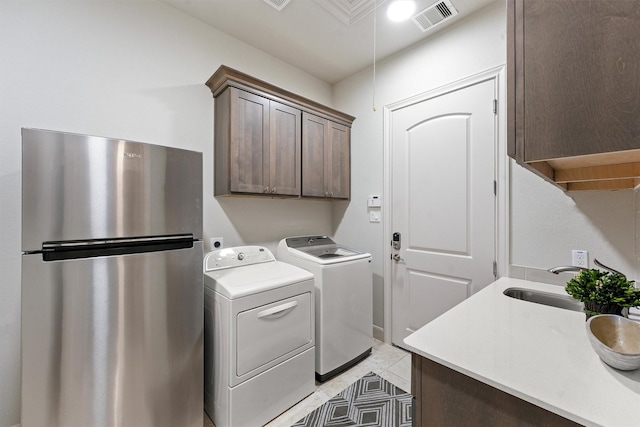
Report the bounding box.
[204,246,275,271]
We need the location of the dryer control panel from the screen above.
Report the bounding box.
[204,246,275,271]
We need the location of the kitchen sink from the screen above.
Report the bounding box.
[503,287,584,312]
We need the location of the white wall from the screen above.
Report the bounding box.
[331,0,637,334]
[0,2,336,425]
[332,1,508,334]
[509,161,636,281]
[2,1,637,425]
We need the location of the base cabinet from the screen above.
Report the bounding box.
[411,354,581,427]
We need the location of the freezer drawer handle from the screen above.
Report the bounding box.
[257,301,298,319]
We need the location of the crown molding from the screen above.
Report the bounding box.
[313,0,387,25]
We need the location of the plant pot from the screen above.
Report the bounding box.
[583,302,624,320]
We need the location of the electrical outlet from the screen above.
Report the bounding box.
[210,237,224,251]
[572,250,588,268]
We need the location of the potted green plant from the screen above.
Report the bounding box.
[565,269,640,320]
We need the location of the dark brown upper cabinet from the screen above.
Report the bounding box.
[213,86,301,196]
[507,0,640,191]
[206,66,354,199]
[302,112,350,199]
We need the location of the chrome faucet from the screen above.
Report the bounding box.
[594,258,626,277]
[547,259,626,278]
[547,266,588,274]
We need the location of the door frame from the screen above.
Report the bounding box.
[382,66,510,343]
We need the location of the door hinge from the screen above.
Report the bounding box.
[493,99,497,114]
[493,180,497,195]
[493,261,498,277]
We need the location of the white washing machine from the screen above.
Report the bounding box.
[203,246,315,427]
[277,236,373,381]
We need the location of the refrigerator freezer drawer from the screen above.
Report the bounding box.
[21,242,204,427]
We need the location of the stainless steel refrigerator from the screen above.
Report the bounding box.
[21,128,204,427]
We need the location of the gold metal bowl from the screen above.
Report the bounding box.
[586,314,640,371]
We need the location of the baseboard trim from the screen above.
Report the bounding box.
[373,325,384,341]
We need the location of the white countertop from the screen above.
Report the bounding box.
[403,277,640,427]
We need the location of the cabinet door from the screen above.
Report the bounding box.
[512,0,640,162]
[270,101,301,196]
[230,88,270,193]
[327,121,350,199]
[302,112,328,197]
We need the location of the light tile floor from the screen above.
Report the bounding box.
[204,339,411,427]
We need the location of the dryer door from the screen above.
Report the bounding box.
[236,292,312,377]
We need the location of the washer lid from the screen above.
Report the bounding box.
[282,236,370,264]
[204,259,314,299]
[301,245,362,259]
[285,235,336,248]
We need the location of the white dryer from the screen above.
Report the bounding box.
[277,236,373,381]
[203,246,315,427]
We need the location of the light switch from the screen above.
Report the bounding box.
[367,195,381,208]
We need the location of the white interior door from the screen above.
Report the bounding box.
[390,79,497,348]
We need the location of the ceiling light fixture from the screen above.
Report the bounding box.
[386,0,416,22]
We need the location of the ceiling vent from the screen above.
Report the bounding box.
[264,0,292,11]
[412,0,459,32]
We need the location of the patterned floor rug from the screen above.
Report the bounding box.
[292,372,413,427]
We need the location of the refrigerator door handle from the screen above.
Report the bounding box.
[40,234,196,261]
[42,234,194,249]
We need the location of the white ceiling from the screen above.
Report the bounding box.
[160,0,497,84]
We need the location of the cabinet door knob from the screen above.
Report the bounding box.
[264,187,269,193]
[271,187,276,194]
